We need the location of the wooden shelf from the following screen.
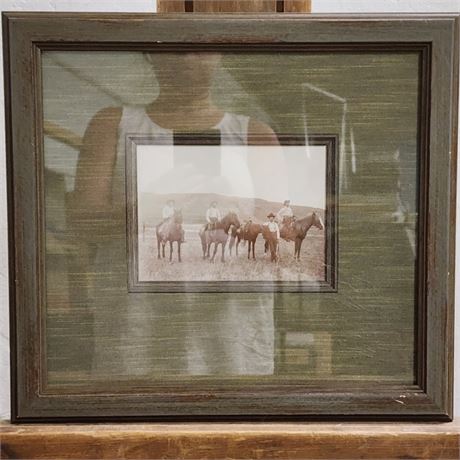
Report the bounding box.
[1,421,460,459]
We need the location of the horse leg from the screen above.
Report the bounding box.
[297,238,303,261]
[221,243,225,263]
[162,241,166,259]
[178,242,181,263]
[270,241,275,262]
[169,241,173,262]
[248,241,251,259]
[252,240,256,259]
[295,238,301,260]
[211,243,218,262]
[157,236,161,259]
[199,232,206,259]
[236,239,239,257]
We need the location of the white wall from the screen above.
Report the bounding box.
[313,0,459,12]
[0,0,459,420]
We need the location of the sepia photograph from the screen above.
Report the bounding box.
[127,134,336,291]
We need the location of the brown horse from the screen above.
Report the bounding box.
[199,212,241,263]
[156,210,183,262]
[280,212,324,260]
[243,222,263,259]
[228,222,263,259]
[228,224,243,257]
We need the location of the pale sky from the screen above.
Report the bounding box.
[137,144,326,209]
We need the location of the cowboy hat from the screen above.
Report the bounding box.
[267,212,276,218]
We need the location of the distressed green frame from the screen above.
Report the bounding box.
[3,12,458,421]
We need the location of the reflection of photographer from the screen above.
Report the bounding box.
[71,52,279,378]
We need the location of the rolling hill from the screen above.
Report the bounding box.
[138,192,324,225]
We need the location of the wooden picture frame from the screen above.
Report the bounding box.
[3,12,458,422]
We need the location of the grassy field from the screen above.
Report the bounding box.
[138,223,325,282]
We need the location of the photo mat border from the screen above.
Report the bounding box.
[126,133,338,293]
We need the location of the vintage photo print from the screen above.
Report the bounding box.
[127,134,337,292]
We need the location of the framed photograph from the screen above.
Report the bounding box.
[3,12,458,422]
[126,133,337,293]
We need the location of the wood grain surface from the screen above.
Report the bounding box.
[157,0,312,13]
[1,421,460,459]
[157,0,186,12]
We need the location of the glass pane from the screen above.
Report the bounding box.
[42,50,419,388]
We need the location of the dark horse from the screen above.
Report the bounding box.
[228,222,262,259]
[228,224,243,257]
[199,212,240,263]
[243,223,263,259]
[156,210,183,262]
[280,212,324,260]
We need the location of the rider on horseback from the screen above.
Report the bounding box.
[206,201,221,233]
[161,199,185,243]
[277,200,297,241]
[162,199,175,221]
[276,199,294,224]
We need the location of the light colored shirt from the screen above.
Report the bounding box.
[265,221,280,239]
[162,204,175,220]
[276,206,293,222]
[206,207,222,223]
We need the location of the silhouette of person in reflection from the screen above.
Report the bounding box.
[73,52,280,378]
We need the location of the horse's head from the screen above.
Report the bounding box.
[312,212,324,230]
[173,209,183,224]
[226,211,241,229]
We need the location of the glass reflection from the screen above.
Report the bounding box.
[42,50,420,387]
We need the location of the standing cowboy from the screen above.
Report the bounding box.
[264,212,280,262]
[276,199,294,224]
[206,201,222,231]
[265,212,280,239]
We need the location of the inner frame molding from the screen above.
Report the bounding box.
[126,133,338,293]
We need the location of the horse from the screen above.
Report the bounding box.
[199,212,240,263]
[228,222,262,259]
[280,212,324,260]
[228,224,243,257]
[242,222,263,259]
[156,210,183,262]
